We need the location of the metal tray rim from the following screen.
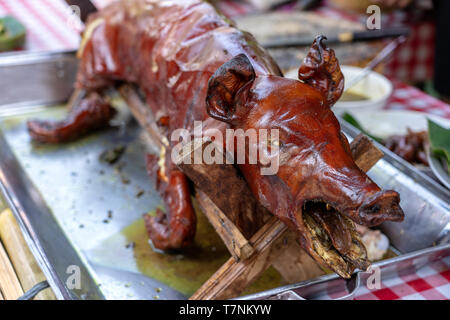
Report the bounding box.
[238,241,450,300]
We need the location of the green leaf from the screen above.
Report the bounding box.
[428,118,450,166]
[342,112,383,143]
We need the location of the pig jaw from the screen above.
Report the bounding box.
[293,168,404,228]
[291,174,403,277]
[286,150,403,275]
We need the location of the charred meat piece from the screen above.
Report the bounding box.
[384,128,429,166]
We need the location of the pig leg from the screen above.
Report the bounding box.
[144,152,196,250]
[27,92,116,143]
[298,35,345,106]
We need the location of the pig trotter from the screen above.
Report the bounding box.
[144,153,196,250]
[27,92,116,143]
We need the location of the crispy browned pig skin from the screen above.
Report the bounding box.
[25,0,404,274]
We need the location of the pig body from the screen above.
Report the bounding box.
[76,0,281,134]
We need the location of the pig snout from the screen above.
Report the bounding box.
[298,164,405,228]
[358,190,404,227]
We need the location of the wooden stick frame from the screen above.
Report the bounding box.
[117,84,384,300]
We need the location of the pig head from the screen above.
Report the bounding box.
[206,37,404,277]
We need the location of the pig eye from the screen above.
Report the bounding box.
[269,138,283,148]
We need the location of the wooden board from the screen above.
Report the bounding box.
[196,189,255,261]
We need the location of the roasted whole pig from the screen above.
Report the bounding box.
[27,0,404,278]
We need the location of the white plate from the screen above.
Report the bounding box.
[334,65,393,114]
[346,109,450,139]
[428,152,450,190]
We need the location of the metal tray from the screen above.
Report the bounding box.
[0,51,448,300]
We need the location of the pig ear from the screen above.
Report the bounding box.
[298,35,344,106]
[206,54,255,124]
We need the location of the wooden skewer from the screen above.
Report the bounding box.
[174,137,267,249]
[350,135,384,172]
[190,216,288,300]
[118,84,164,149]
[0,238,23,300]
[196,189,254,261]
[191,134,384,299]
[0,209,56,300]
[271,240,325,284]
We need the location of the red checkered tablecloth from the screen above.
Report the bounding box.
[389,80,450,118]
[0,0,448,300]
[325,255,450,300]
[355,258,450,300]
[0,0,80,50]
